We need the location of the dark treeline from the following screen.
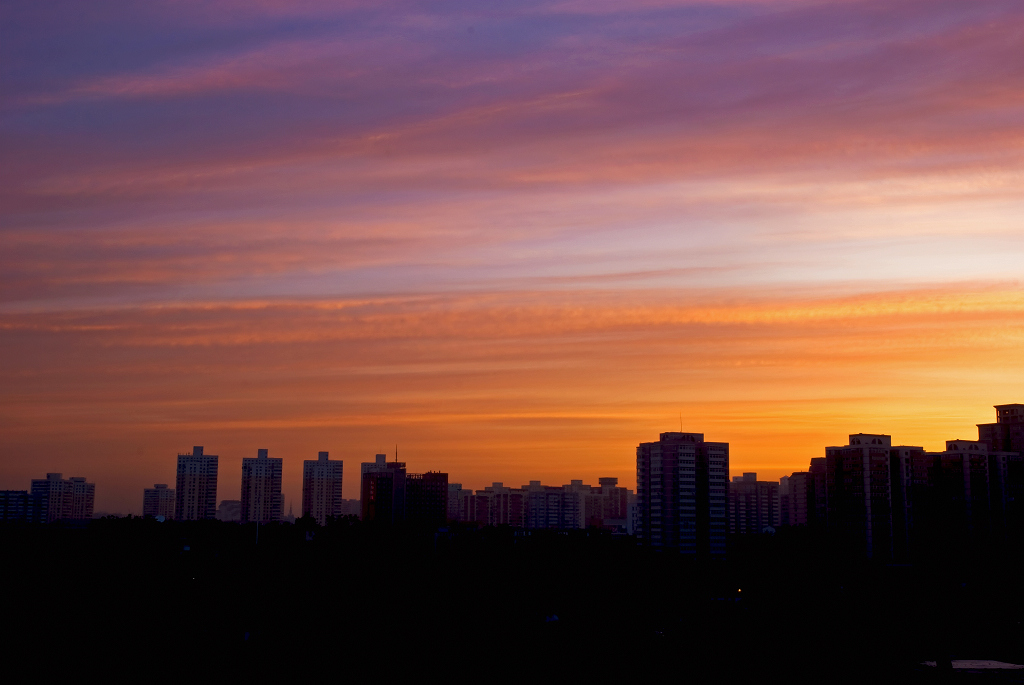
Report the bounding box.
[4,518,1024,680]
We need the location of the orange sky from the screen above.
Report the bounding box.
[2,0,1023,513]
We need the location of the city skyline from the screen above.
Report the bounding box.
[3,401,1018,517]
[3,1,1023,516]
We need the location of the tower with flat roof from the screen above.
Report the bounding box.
[175,446,219,520]
[241,448,284,524]
[302,451,343,525]
[636,432,729,556]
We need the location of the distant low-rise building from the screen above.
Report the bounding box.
[448,478,633,530]
[0,491,46,523]
[216,500,241,522]
[338,499,361,518]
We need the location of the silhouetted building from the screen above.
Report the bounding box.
[216,500,241,522]
[339,499,361,517]
[406,471,449,527]
[518,480,598,529]
[241,449,283,524]
[779,475,791,526]
[143,484,175,519]
[448,483,467,522]
[978,404,1024,454]
[522,481,569,529]
[784,458,826,528]
[909,438,1022,548]
[0,491,45,523]
[361,454,406,524]
[728,473,779,534]
[30,473,95,522]
[824,434,922,560]
[976,404,1024,536]
[448,477,631,530]
[302,451,343,525]
[637,432,729,556]
[627,491,639,535]
[360,455,447,527]
[589,477,632,531]
[175,446,219,521]
[468,482,526,527]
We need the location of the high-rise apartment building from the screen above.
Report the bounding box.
[302,451,343,525]
[361,454,406,524]
[978,404,1024,454]
[636,432,729,556]
[728,473,779,534]
[30,473,95,522]
[143,484,175,519]
[241,448,284,524]
[824,434,923,560]
[175,446,219,521]
[360,454,447,527]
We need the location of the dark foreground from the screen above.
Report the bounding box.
[3,518,1024,681]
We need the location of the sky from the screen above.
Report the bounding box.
[2,0,1023,514]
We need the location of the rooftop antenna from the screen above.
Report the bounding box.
[395,444,398,462]
[679,412,682,432]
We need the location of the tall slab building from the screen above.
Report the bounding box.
[302,451,343,525]
[241,448,284,524]
[175,446,219,520]
[636,432,729,556]
[823,434,923,560]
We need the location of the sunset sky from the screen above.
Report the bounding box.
[2,0,1023,514]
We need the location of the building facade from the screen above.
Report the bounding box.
[241,448,284,524]
[728,473,779,534]
[143,483,175,519]
[361,454,406,524]
[175,446,219,521]
[360,454,447,527]
[636,432,729,556]
[30,473,95,522]
[406,471,449,528]
[823,434,922,560]
[783,458,826,528]
[302,451,344,525]
[0,491,46,523]
[978,404,1024,454]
